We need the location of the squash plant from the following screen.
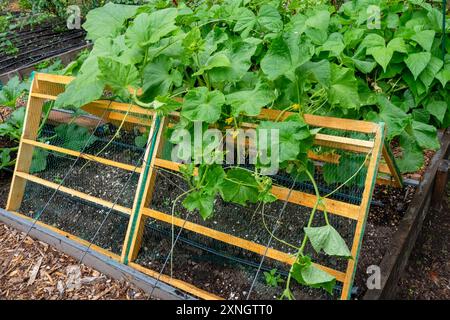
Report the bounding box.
[53,0,449,297]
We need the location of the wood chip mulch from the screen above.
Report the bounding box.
[0,222,152,300]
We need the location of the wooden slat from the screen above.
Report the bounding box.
[14,172,132,216]
[35,73,74,85]
[7,78,44,211]
[33,73,378,133]
[314,133,373,153]
[340,123,385,300]
[153,158,360,220]
[22,139,142,173]
[256,109,378,133]
[129,262,223,300]
[142,207,346,282]
[121,116,166,263]
[382,144,403,187]
[242,122,374,153]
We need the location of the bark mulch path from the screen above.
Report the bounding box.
[0,173,152,300]
[0,221,151,300]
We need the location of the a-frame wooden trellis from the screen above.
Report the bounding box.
[6,73,402,300]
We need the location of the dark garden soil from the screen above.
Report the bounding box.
[0,17,87,75]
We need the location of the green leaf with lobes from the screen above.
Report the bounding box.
[291,256,336,295]
[304,225,352,258]
[97,57,140,99]
[225,83,276,117]
[125,8,178,48]
[181,87,225,123]
[142,55,182,98]
[261,33,314,81]
[396,132,424,173]
[257,119,311,163]
[83,3,138,41]
[193,53,231,76]
[411,120,440,150]
[183,191,215,220]
[365,95,410,141]
[208,39,258,83]
[328,64,360,109]
[218,168,260,206]
[233,5,283,38]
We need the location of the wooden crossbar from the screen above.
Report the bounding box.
[142,207,347,282]
[22,139,142,173]
[153,158,360,220]
[14,171,132,215]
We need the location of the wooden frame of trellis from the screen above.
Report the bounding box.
[6,73,402,300]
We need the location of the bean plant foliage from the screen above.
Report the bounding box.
[53,0,450,297]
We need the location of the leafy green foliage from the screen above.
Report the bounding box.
[304,225,352,258]
[54,123,97,151]
[0,76,28,108]
[291,256,336,294]
[263,269,284,287]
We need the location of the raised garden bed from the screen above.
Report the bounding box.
[0,16,88,83]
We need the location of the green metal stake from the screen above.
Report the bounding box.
[123,114,161,265]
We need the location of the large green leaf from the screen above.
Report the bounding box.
[208,39,258,83]
[405,52,432,79]
[291,256,335,294]
[411,30,435,52]
[193,52,231,76]
[257,119,311,162]
[54,123,97,151]
[226,83,276,117]
[125,8,178,48]
[396,132,424,173]
[328,64,360,109]
[426,100,447,124]
[55,57,104,109]
[366,95,410,140]
[233,5,282,38]
[304,225,352,258]
[261,33,314,81]
[142,55,182,98]
[366,46,393,72]
[411,120,440,150]
[83,3,138,41]
[181,87,225,123]
[183,191,215,220]
[219,168,259,206]
[419,56,443,89]
[97,57,140,99]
